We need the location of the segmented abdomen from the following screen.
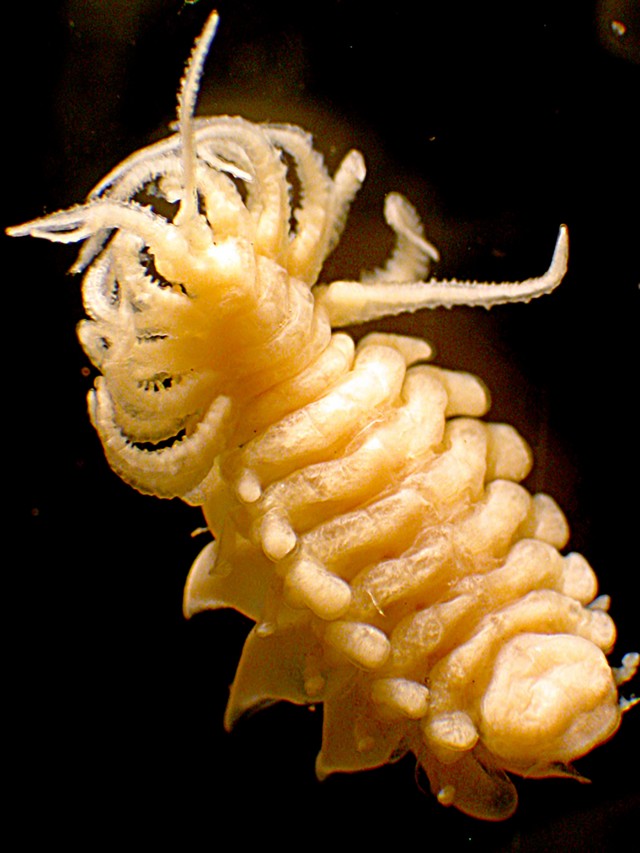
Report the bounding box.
[185,328,620,820]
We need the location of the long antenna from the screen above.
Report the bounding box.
[176,10,220,225]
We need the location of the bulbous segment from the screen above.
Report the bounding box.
[325,621,391,671]
[183,331,637,819]
[479,633,621,774]
[371,678,430,720]
[284,559,353,620]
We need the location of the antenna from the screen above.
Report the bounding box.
[176,11,220,225]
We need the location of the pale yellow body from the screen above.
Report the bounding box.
[9,12,636,820]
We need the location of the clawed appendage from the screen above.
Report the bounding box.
[8,9,636,821]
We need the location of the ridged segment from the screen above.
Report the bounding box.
[184,332,630,819]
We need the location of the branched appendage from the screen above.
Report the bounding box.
[7,113,568,502]
[8,10,636,820]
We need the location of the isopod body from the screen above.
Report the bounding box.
[11,9,637,821]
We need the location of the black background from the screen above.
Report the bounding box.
[6,0,639,848]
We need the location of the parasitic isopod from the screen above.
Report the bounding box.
[13,1,638,831]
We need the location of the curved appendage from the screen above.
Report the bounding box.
[176,10,220,226]
[7,112,369,500]
[361,192,440,284]
[315,224,569,326]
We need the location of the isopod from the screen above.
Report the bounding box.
[12,7,637,822]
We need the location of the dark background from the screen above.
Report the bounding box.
[6,0,638,848]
